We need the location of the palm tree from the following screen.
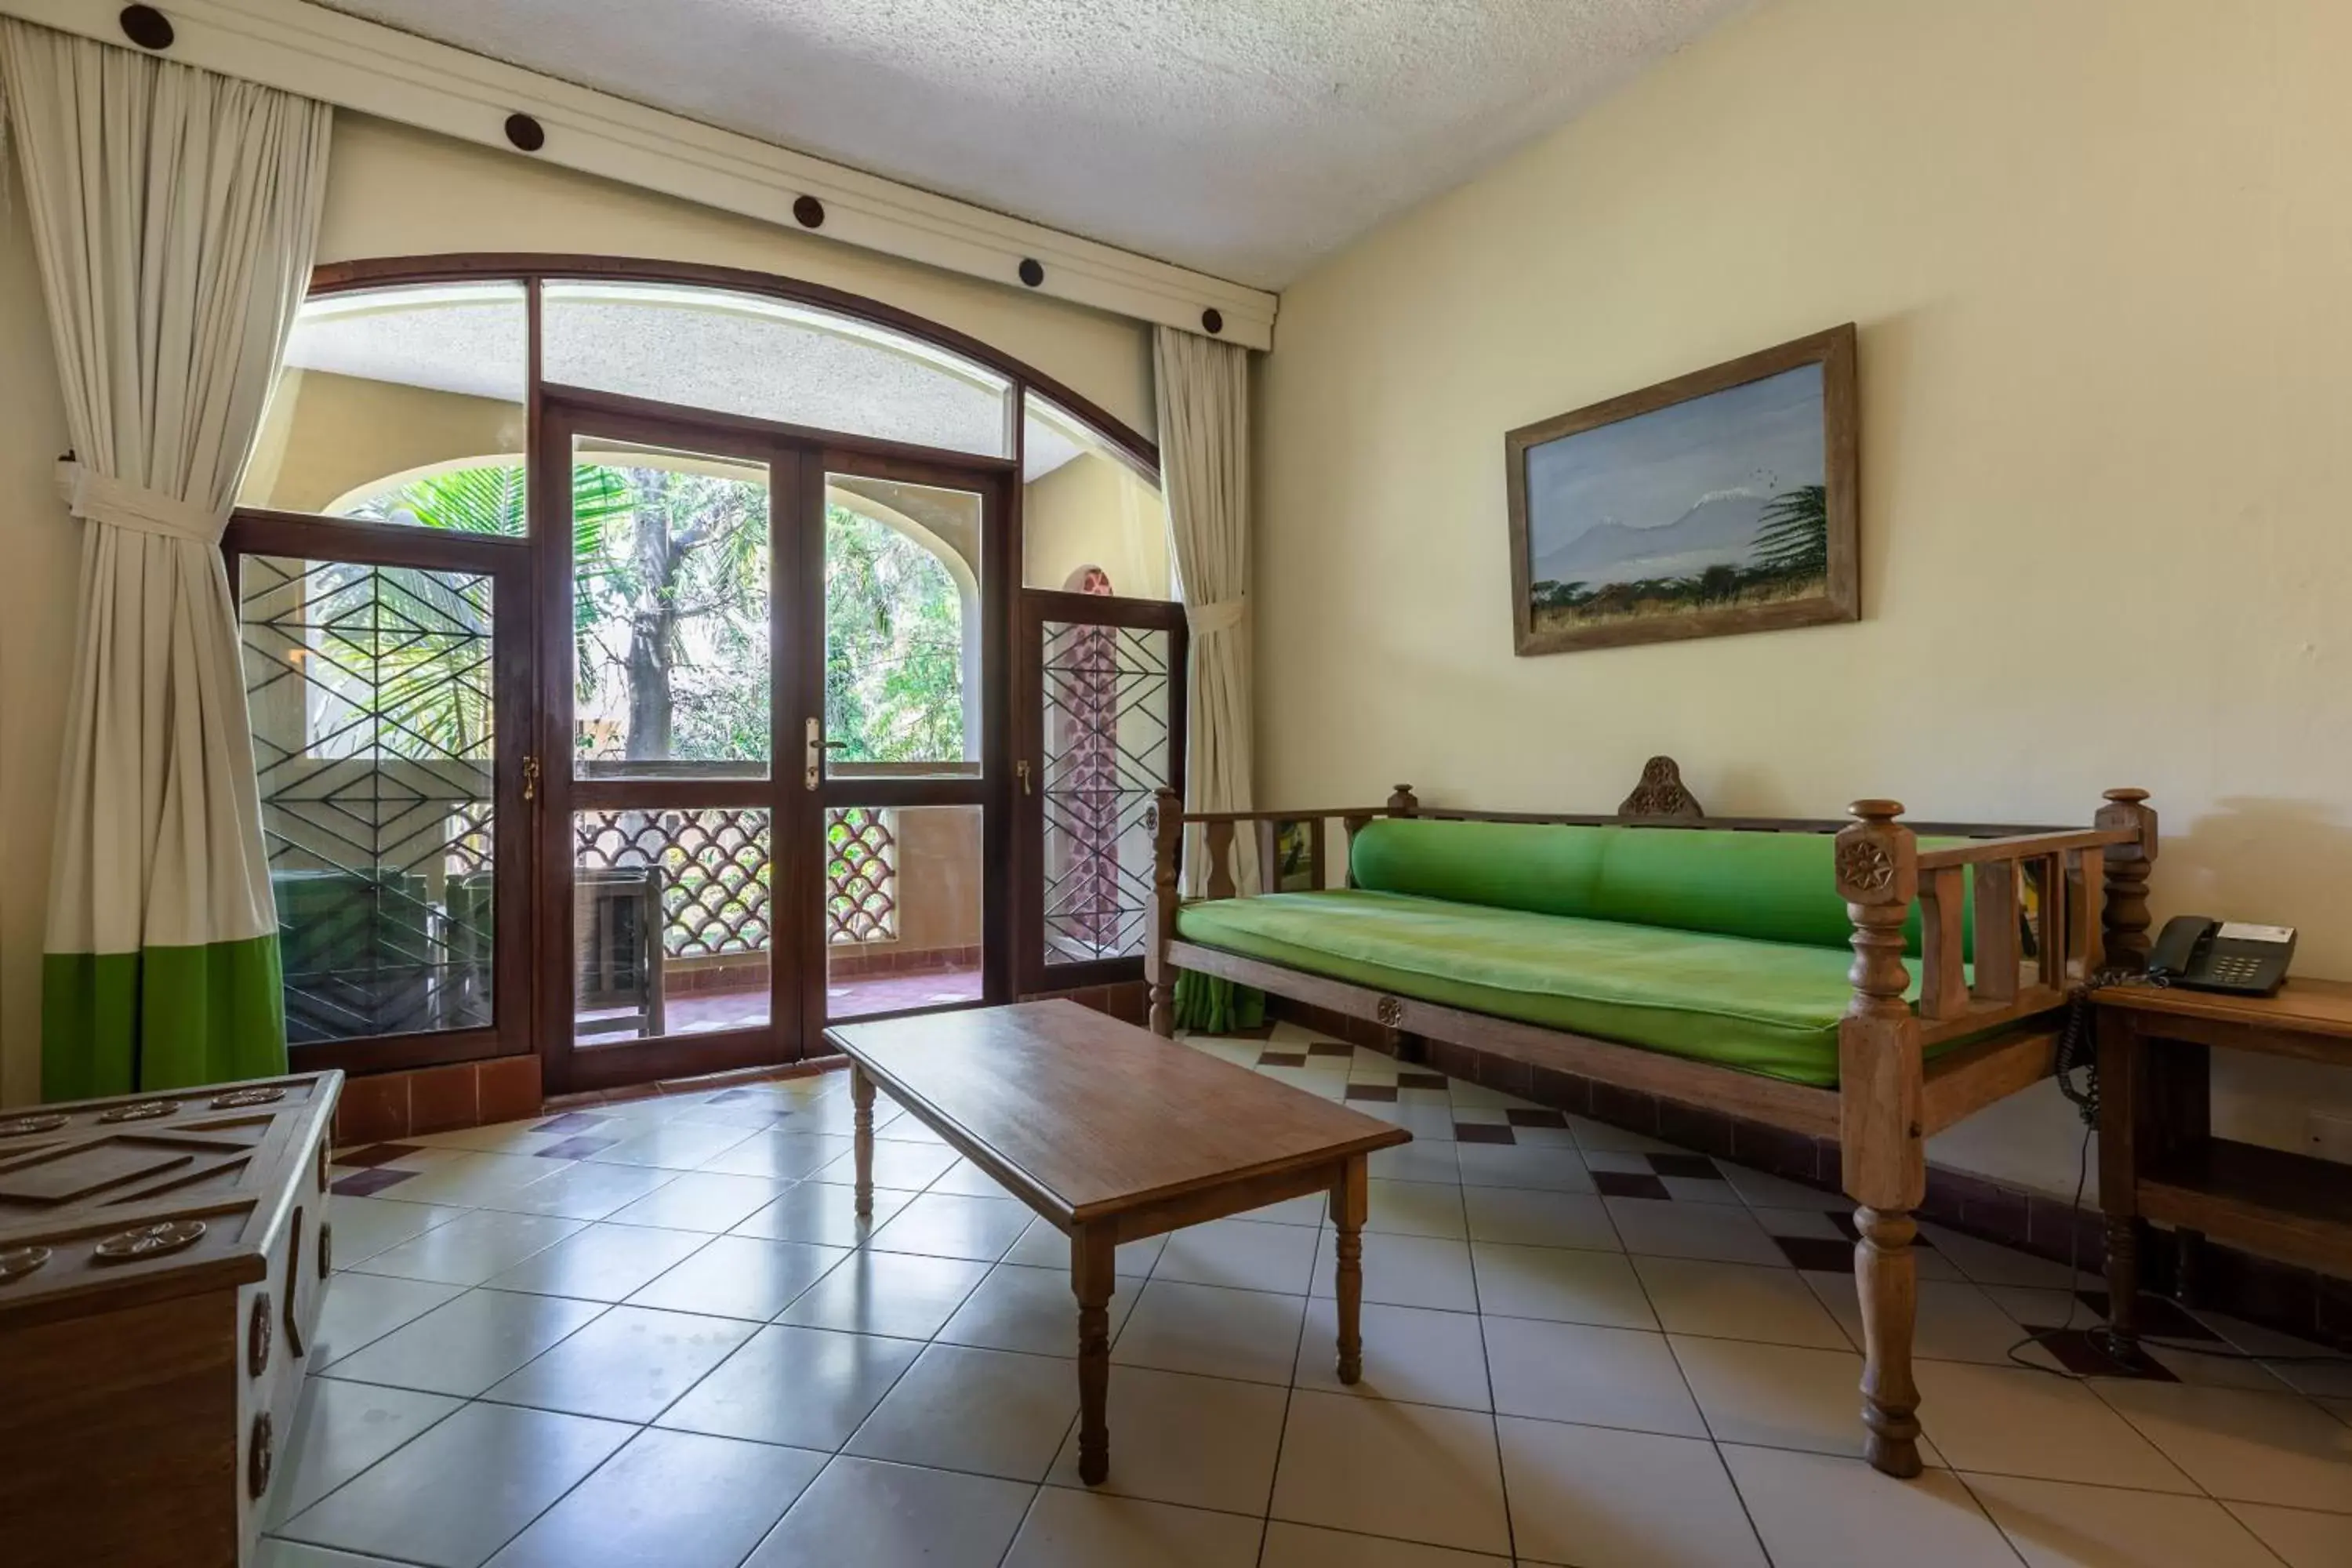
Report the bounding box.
[1751,485,1829,578]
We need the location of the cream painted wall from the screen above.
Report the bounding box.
[0,110,1156,1105]
[1258,0,2352,1195]
[1024,452,1175,600]
[242,368,524,514]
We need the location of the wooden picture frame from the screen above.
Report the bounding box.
[1505,324,1858,655]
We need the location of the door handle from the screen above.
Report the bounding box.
[1015,759,1033,797]
[804,718,820,791]
[521,754,541,804]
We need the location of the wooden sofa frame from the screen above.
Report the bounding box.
[1143,756,2158,1479]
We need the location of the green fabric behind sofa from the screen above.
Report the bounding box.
[1172,818,1976,1087]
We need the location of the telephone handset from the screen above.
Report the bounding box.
[2145,915,2296,996]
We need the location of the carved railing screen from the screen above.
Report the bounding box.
[569,807,898,957]
[1040,621,1174,965]
[240,556,496,1043]
[826,807,899,945]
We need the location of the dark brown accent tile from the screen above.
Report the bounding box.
[1775,1236,1855,1272]
[1592,1170,1673,1200]
[1824,1208,1861,1243]
[1307,1041,1354,1058]
[1528,1067,1591,1116]
[1256,1052,1308,1069]
[1649,1153,1724,1181]
[478,1053,543,1124]
[2027,1327,2179,1381]
[1588,1082,1658,1138]
[333,1167,419,1197]
[334,1143,424,1169]
[1397,1073,1449,1092]
[1656,1100,1737,1160]
[334,1075,410,1146]
[1455,1123,1516,1145]
[1505,1108,1570,1130]
[1344,1083,1399,1102]
[408,1063,478,1136]
[2075,1291,2220,1341]
[534,1111,612,1134]
[535,1135,621,1159]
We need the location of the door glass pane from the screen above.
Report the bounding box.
[242,282,530,529]
[544,281,1014,457]
[825,476,981,779]
[574,808,771,1043]
[572,438,771,779]
[241,556,495,1041]
[828,805,982,1018]
[1041,622,1174,967]
[1022,393,1175,599]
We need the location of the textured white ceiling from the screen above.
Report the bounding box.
[311,0,1748,288]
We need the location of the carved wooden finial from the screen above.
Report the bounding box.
[1619,756,1704,818]
[2094,786,2158,966]
[1386,784,1419,816]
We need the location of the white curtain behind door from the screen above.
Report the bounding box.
[0,21,332,1096]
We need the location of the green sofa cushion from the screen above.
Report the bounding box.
[1350,818,1969,957]
[1177,888,1957,1087]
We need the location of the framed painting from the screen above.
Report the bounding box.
[1504,324,1858,655]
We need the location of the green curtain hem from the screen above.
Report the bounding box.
[42,936,289,1100]
[1172,968,1266,1035]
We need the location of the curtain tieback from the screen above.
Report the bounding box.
[1186,594,1247,635]
[56,460,227,544]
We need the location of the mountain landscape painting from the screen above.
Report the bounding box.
[1504,326,1858,655]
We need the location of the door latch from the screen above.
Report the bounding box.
[804,717,821,791]
[521,754,541,803]
[1015,759,1033,797]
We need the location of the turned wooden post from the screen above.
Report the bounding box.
[1385,783,1420,817]
[1144,788,1184,1036]
[1834,799,1926,1480]
[2093,787,2159,969]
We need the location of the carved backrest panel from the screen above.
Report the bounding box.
[1618,756,1705,819]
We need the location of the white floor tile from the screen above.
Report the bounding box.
[1470,1240,1655,1329]
[269,1378,460,1528]
[1484,1316,1708,1437]
[626,1234,849,1320]
[810,1140,963,1192]
[2092,1379,2352,1508]
[328,1195,469,1265]
[311,1272,467,1365]
[2226,1501,2352,1568]
[731,1180,909,1247]
[585,1122,761,1171]
[279,1402,631,1568]
[1452,1143,1594,1194]
[1004,1214,1165,1277]
[1501,1417,1766,1568]
[381,1152,575,1208]
[481,1160,681,1221]
[1003,1488,1262,1568]
[1361,1178,1469,1239]
[1258,1522,1508,1566]
[939,1261,1138,1358]
[1966,1471,2283,1567]
[604,1171,796,1233]
[1270,1390,1510,1557]
[845,1342,1080,1480]
[657,1324,920,1450]
[777,1248,991,1339]
[1907,1359,2193,1490]
[1919,1223,2097,1290]
[1154,1218,1319,1294]
[483,1304,756,1423]
[1722,1444,2013,1568]
[321,1288,605,1396]
[485,1428,826,1568]
[347,1209,585,1287]
[1044,1366,1287,1515]
[1605,1197,1784,1266]
[867,1191,1036,1262]
[1370,1141,1461,1185]
[742,1454,1034,1568]
[1669,1334,1904,1459]
[695,1130,855,1181]
[1461,1187,1619,1250]
[1293,1297,1491,1411]
[1809,1275,2032,1366]
[927,1156,1015,1197]
[1112,1278,1308,1385]
[1309,1231,1479,1312]
[482,1221,710,1302]
[1634,1255,1851,1349]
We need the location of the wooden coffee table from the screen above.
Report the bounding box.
[824,1000,1410,1484]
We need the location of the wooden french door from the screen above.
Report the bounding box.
[535,394,1015,1094]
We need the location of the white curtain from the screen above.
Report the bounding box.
[1,22,332,1096]
[1153,324,1258,898]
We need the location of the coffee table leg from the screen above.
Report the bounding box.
[1332,1153,1367,1384]
[850,1064,875,1219]
[1073,1224,1116,1485]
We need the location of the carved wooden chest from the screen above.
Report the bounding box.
[0,1071,342,1567]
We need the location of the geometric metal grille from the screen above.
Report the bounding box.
[826,806,898,944]
[574,808,771,957]
[239,555,495,1043]
[1040,621,1172,965]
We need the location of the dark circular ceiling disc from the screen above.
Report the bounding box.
[504,114,546,153]
[793,195,826,229]
[1018,258,1045,288]
[1200,307,1225,336]
[119,5,174,50]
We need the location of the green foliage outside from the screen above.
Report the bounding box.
[1530,484,1830,626]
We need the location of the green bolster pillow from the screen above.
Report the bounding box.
[1349,818,1970,957]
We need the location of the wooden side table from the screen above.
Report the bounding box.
[2096,977,2352,1345]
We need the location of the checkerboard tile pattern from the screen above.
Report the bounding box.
[267,1023,2352,1568]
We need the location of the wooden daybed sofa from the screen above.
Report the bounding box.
[1143,757,2158,1479]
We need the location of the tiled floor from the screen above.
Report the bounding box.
[574,967,986,1044]
[270,1022,2352,1567]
